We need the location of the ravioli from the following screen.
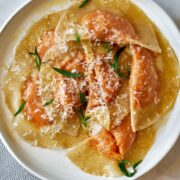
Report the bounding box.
[82,41,130,132]
[55,0,161,53]
[39,43,87,136]
[130,45,161,131]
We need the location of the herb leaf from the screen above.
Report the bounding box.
[78,109,90,129]
[53,67,82,78]
[125,65,131,77]
[42,59,52,64]
[14,101,27,117]
[117,71,129,79]
[110,46,130,79]
[125,65,130,71]
[29,47,41,71]
[133,160,143,169]
[78,92,90,129]
[104,42,111,53]
[119,160,142,177]
[75,32,80,43]
[111,46,126,71]
[79,93,87,106]
[43,99,54,106]
[79,0,90,8]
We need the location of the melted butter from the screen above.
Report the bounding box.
[3,0,179,169]
[154,25,180,114]
[125,125,156,162]
[15,117,87,148]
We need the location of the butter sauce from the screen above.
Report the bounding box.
[3,0,179,168]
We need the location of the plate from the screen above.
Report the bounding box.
[0,0,180,179]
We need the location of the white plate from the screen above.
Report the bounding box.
[0,0,180,180]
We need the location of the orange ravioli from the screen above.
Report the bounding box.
[54,77,86,112]
[131,45,160,108]
[88,115,136,160]
[89,128,121,161]
[130,45,160,131]
[23,78,52,127]
[87,61,121,109]
[94,61,121,103]
[80,10,138,45]
[111,115,136,156]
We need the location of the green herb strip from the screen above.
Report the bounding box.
[53,67,82,78]
[43,99,54,106]
[14,101,27,117]
[111,46,126,71]
[117,71,129,79]
[125,65,131,76]
[104,42,111,53]
[125,65,131,72]
[29,47,41,71]
[119,160,142,177]
[79,0,90,8]
[78,109,90,129]
[75,32,80,43]
[78,92,90,129]
[110,46,129,79]
[42,59,52,64]
[79,92,87,106]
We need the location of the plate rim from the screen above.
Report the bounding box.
[0,0,180,180]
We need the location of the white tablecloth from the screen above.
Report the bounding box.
[0,0,180,179]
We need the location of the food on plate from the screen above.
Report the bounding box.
[3,0,179,177]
